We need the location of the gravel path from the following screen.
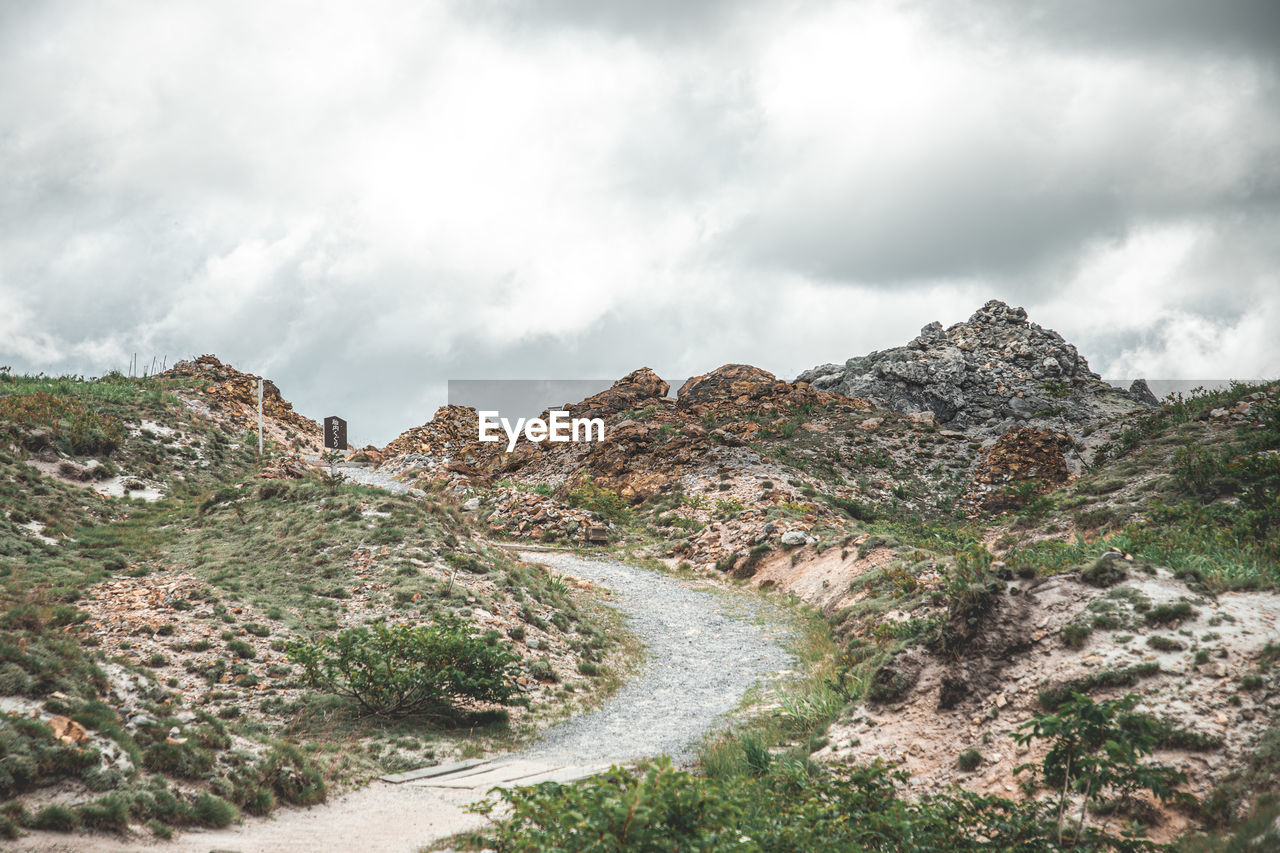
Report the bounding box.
[20,486,794,852]
[517,549,792,765]
[329,460,411,493]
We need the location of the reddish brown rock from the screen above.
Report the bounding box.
[566,367,670,419]
[164,355,321,445]
[50,716,89,745]
[964,425,1071,513]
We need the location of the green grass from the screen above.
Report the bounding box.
[697,599,844,784]
[1037,662,1162,710]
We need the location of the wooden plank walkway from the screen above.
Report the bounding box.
[394,758,611,791]
[379,758,489,784]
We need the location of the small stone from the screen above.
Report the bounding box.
[50,716,89,745]
[780,530,807,547]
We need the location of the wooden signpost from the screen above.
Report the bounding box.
[257,379,264,455]
[324,416,347,451]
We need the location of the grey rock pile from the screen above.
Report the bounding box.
[797,300,1155,436]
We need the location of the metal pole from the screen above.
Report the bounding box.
[258,378,264,455]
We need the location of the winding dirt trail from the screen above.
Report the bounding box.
[20,551,792,853]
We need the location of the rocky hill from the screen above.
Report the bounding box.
[798,299,1157,435]
[162,355,324,453]
[369,300,1280,844]
[375,302,1156,562]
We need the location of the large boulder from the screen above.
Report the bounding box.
[677,364,785,411]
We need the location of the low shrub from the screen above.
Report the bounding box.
[287,616,519,716]
[189,793,238,828]
[957,748,983,772]
[31,803,80,832]
[77,793,130,832]
[566,478,631,522]
[1080,555,1128,587]
[1038,662,1161,711]
[1144,601,1195,626]
[1146,635,1185,652]
[1061,621,1093,648]
[469,755,1151,851]
[260,744,326,806]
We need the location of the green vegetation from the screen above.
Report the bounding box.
[957,748,983,772]
[0,392,125,456]
[566,477,631,522]
[466,754,1161,851]
[1085,385,1280,591]
[1037,663,1161,711]
[1146,635,1185,652]
[287,618,520,717]
[1014,693,1188,842]
[4,367,1279,847]
[697,605,844,785]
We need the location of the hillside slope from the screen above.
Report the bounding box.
[0,368,626,842]
[373,300,1280,844]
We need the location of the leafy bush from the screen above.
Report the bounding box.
[190,793,238,827]
[1014,693,1187,840]
[566,478,631,522]
[287,616,519,716]
[470,755,1156,852]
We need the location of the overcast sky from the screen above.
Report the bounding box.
[2,1,1277,445]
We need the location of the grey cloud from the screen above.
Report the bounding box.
[730,169,1128,284]
[923,0,1280,60]
[459,0,750,40]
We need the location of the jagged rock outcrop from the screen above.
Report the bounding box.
[677,364,833,416]
[379,404,501,479]
[797,300,1155,435]
[565,367,670,419]
[164,355,321,444]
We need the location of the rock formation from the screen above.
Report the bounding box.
[797,300,1155,435]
